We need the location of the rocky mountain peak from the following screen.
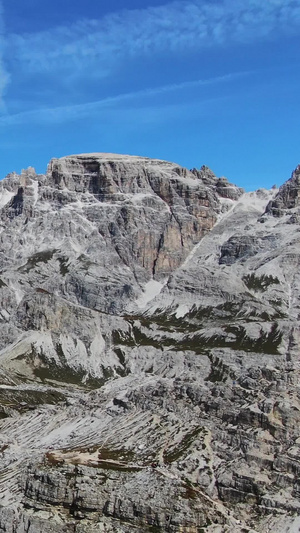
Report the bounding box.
[265,164,300,217]
[46,152,208,199]
[191,164,244,201]
[0,154,299,532]
[0,154,243,292]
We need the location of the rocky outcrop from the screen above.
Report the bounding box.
[192,165,244,201]
[219,233,277,265]
[0,154,242,321]
[45,154,224,279]
[265,164,300,216]
[0,155,300,532]
[22,461,226,531]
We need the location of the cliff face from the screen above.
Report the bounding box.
[265,164,300,216]
[0,154,237,319]
[0,154,300,532]
[46,154,223,280]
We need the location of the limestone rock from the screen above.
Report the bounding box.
[0,154,298,532]
[265,164,300,216]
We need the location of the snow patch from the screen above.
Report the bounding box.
[175,304,191,318]
[135,280,165,309]
[0,189,14,209]
[9,283,24,305]
[30,179,39,206]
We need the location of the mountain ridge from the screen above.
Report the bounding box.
[0,153,298,532]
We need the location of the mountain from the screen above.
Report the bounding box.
[0,153,299,532]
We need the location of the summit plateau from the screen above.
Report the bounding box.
[0,153,298,532]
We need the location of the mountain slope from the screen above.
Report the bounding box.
[0,153,298,532]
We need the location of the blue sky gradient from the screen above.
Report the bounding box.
[0,0,300,189]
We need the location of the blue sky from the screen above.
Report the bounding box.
[0,0,300,190]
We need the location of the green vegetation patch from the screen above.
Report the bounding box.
[0,387,66,411]
[123,293,284,354]
[113,316,283,357]
[25,344,105,389]
[180,322,282,355]
[33,363,103,389]
[97,447,135,462]
[17,249,70,277]
[163,427,203,464]
[45,446,140,472]
[112,326,173,350]
[224,322,283,354]
[57,256,70,276]
[243,273,280,292]
[19,249,56,272]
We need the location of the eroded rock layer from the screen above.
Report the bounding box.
[0,153,298,532]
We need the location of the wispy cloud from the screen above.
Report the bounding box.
[7,0,300,78]
[0,71,248,126]
[0,3,9,106]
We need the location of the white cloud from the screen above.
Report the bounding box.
[7,0,300,78]
[0,2,9,105]
[0,71,248,126]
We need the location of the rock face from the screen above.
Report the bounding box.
[46,154,221,281]
[265,164,300,216]
[0,153,300,532]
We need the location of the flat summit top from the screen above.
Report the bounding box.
[59,153,169,164]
